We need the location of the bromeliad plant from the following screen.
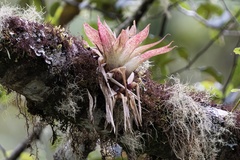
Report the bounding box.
[84,18,175,132]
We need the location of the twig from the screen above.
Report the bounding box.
[177,5,210,26]
[148,0,184,19]
[0,145,7,159]
[221,0,236,20]
[115,0,155,35]
[170,9,240,76]
[231,99,240,112]
[177,3,232,29]
[222,37,240,97]
[150,0,184,37]
[159,13,168,37]
[223,30,240,36]
[5,123,45,160]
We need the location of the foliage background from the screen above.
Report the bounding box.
[0,0,240,159]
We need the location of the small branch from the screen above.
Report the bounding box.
[155,0,184,37]
[177,3,232,29]
[159,13,168,37]
[221,0,238,23]
[223,30,240,36]
[0,145,7,159]
[5,123,45,160]
[231,99,240,112]
[177,5,210,27]
[170,9,240,76]
[222,37,240,97]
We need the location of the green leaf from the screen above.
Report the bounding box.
[231,57,240,88]
[88,150,102,160]
[46,4,63,25]
[179,1,191,10]
[231,89,240,92]
[233,47,240,55]
[49,2,61,17]
[177,47,189,61]
[197,2,223,19]
[6,150,35,160]
[198,66,223,83]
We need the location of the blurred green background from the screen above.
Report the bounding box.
[1,0,240,159]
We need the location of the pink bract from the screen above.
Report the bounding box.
[84,17,175,75]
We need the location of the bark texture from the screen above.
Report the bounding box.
[0,15,240,160]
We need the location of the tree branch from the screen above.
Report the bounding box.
[222,37,240,98]
[0,8,240,159]
[170,9,240,75]
[5,123,45,160]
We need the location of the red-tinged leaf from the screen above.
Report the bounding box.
[83,23,103,52]
[113,29,128,54]
[139,41,175,62]
[98,18,115,54]
[120,25,150,60]
[128,21,137,37]
[130,34,170,59]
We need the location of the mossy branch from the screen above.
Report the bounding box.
[0,6,240,160]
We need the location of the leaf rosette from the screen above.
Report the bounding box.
[84,18,175,132]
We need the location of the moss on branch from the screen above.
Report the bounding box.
[0,6,240,160]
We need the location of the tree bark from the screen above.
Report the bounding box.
[0,15,240,160]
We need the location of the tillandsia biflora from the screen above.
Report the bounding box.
[1,4,240,159]
[84,18,176,132]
